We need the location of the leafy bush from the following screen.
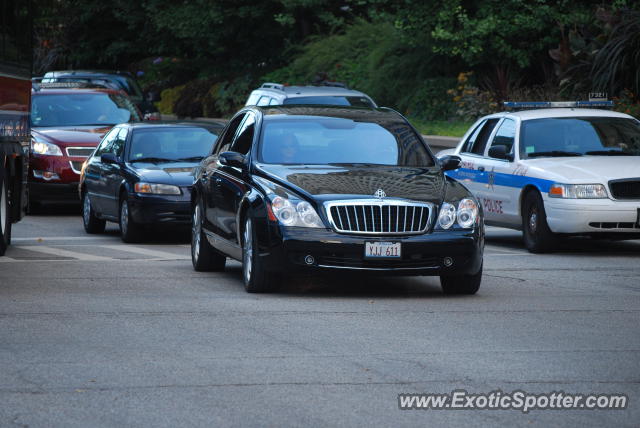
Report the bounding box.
[156,85,184,115]
[447,72,497,120]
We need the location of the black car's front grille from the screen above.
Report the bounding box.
[609,179,640,200]
[326,200,432,235]
[66,147,95,157]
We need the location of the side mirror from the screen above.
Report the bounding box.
[439,155,462,171]
[101,153,119,165]
[488,145,514,161]
[219,151,247,169]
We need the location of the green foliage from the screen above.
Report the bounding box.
[613,89,640,119]
[409,119,474,138]
[156,85,184,115]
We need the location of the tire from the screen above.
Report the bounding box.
[0,169,12,256]
[119,193,143,243]
[191,197,226,272]
[440,264,482,295]
[242,215,276,293]
[82,191,106,234]
[522,191,556,253]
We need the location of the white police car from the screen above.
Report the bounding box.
[438,101,640,252]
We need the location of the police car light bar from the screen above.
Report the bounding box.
[503,101,614,109]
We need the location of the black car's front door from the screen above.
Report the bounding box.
[213,112,255,245]
[86,127,118,213]
[101,127,129,218]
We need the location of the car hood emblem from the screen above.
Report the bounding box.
[374,188,386,199]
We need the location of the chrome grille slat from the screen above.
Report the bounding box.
[325,199,433,235]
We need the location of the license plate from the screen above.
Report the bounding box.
[364,241,401,258]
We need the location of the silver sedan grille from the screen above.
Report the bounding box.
[325,199,433,235]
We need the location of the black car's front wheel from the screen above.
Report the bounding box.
[82,191,106,234]
[191,197,226,272]
[242,216,277,293]
[119,193,143,243]
[440,264,482,295]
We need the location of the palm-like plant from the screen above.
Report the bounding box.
[591,10,640,98]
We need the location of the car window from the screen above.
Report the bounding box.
[259,118,434,167]
[488,118,516,157]
[112,127,128,157]
[268,97,279,106]
[129,127,218,161]
[246,93,260,106]
[231,113,255,155]
[31,93,141,127]
[214,114,246,155]
[256,96,270,106]
[94,127,119,157]
[468,118,499,155]
[282,96,375,108]
[461,121,485,153]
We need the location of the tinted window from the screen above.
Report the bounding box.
[283,96,375,108]
[256,96,270,106]
[462,121,486,153]
[520,117,640,158]
[231,114,255,155]
[128,127,218,162]
[94,128,119,157]
[259,118,433,166]
[489,118,516,157]
[31,93,141,127]
[112,127,128,157]
[215,114,246,155]
[469,118,499,155]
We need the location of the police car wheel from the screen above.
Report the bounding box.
[522,191,556,253]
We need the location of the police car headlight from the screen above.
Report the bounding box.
[437,203,457,229]
[457,198,478,228]
[549,184,607,199]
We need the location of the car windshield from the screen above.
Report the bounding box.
[259,118,434,166]
[283,96,375,108]
[31,93,141,127]
[128,127,218,162]
[520,117,640,158]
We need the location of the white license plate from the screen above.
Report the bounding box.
[364,241,401,258]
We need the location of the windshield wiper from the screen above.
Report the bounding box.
[527,151,583,158]
[585,150,633,156]
[130,157,176,163]
[175,156,204,161]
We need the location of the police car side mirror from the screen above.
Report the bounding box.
[488,145,514,161]
[439,155,462,171]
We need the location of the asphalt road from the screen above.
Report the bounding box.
[1,208,639,427]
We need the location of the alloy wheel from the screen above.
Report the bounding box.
[120,201,128,236]
[243,218,252,284]
[192,203,201,262]
[83,193,91,227]
[1,181,6,235]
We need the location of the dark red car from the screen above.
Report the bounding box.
[29,87,141,208]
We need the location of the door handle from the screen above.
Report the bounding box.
[478,166,485,172]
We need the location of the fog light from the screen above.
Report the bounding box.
[33,170,60,181]
[443,257,453,267]
[304,255,315,265]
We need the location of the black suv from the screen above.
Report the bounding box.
[39,70,159,118]
[190,105,484,294]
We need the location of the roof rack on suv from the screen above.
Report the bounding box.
[260,82,285,91]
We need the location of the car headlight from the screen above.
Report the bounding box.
[31,137,62,156]
[134,182,181,195]
[270,195,324,228]
[548,184,607,199]
[437,198,479,229]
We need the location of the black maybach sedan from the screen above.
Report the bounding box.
[190,106,484,294]
[79,122,222,242]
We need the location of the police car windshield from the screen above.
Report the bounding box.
[520,117,640,158]
[31,93,141,127]
[259,118,434,166]
[283,96,375,108]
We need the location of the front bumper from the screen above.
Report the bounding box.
[260,226,484,277]
[128,191,191,225]
[29,154,85,204]
[545,197,640,236]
